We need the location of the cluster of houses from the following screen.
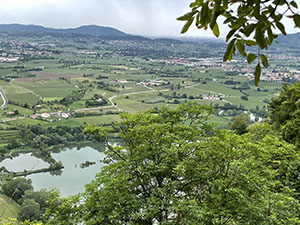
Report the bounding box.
[31,111,69,119]
[0,36,54,63]
[149,57,224,69]
[149,55,300,83]
[139,79,167,87]
[200,94,222,100]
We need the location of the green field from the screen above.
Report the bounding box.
[14,79,76,98]
[0,194,20,219]
[0,31,290,131]
[0,130,22,147]
[46,115,120,127]
[0,80,39,105]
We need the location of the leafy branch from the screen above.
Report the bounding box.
[178,0,300,85]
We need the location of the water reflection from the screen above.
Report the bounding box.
[28,145,105,197]
[0,153,49,172]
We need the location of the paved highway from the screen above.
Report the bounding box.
[0,88,8,109]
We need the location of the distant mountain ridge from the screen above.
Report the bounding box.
[277,32,300,45]
[0,24,129,37]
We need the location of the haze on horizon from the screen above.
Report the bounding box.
[0,0,298,38]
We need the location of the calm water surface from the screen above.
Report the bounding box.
[0,145,106,197]
[0,153,49,172]
[28,146,105,197]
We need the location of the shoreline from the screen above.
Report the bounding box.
[0,140,101,178]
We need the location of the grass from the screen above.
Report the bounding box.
[224,96,267,109]
[209,114,232,127]
[0,130,22,146]
[0,194,20,219]
[6,118,49,126]
[114,96,166,113]
[193,82,243,97]
[44,115,120,127]
[2,104,34,116]
[14,79,76,98]
[0,80,39,105]
[69,100,86,110]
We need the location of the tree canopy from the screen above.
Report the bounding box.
[178,0,300,85]
[44,103,300,224]
[1,178,33,202]
[269,81,300,147]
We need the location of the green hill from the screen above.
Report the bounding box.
[0,194,20,219]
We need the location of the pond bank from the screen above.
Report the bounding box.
[0,141,100,177]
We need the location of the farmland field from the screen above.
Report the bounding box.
[0,194,20,219]
[14,79,76,98]
[0,80,39,105]
[0,31,294,142]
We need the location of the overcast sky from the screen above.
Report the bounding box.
[0,0,298,38]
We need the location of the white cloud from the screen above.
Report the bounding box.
[0,0,298,37]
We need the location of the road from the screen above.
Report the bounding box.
[0,88,8,109]
[0,82,232,123]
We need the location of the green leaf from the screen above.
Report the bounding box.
[255,26,265,49]
[236,40,246,57]
[226,29,237,42]
[223,0,228,9]
[196,13,200,26]
[254,63,261,86]
[210,0,221,30]
[254,0,260,20]
[291,1,298,8]
[247,53,257,64]
[231,18,246,29]
[223,38,236,62]
[224,16,236,24]
[177,11,197,21]
[181,17,194,34]
[243,24,256,37]
[276,22,287,35]
[212,23,220,37]
[200,2,209,25]
[267,27,274,43]
[260,54,268,68]
[190,2,197,7]
[293,14,300,28]
[244,40,257,46]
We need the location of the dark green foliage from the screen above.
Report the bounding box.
[12,125,90,150]
[269,81,300,147]
[59,90,86,106]
[45,103,300,224]
[18,189,50,222]
[1,178,33,202]
[230,114,249,135]
[85,94,108,107]
[18,199,41,222]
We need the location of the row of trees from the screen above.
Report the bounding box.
[0,125,91,153]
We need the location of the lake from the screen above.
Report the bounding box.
[0,153,49,172]
[0,145,106,197]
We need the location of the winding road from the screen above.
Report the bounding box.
[0,81,233,123]
[0,88,8,109]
